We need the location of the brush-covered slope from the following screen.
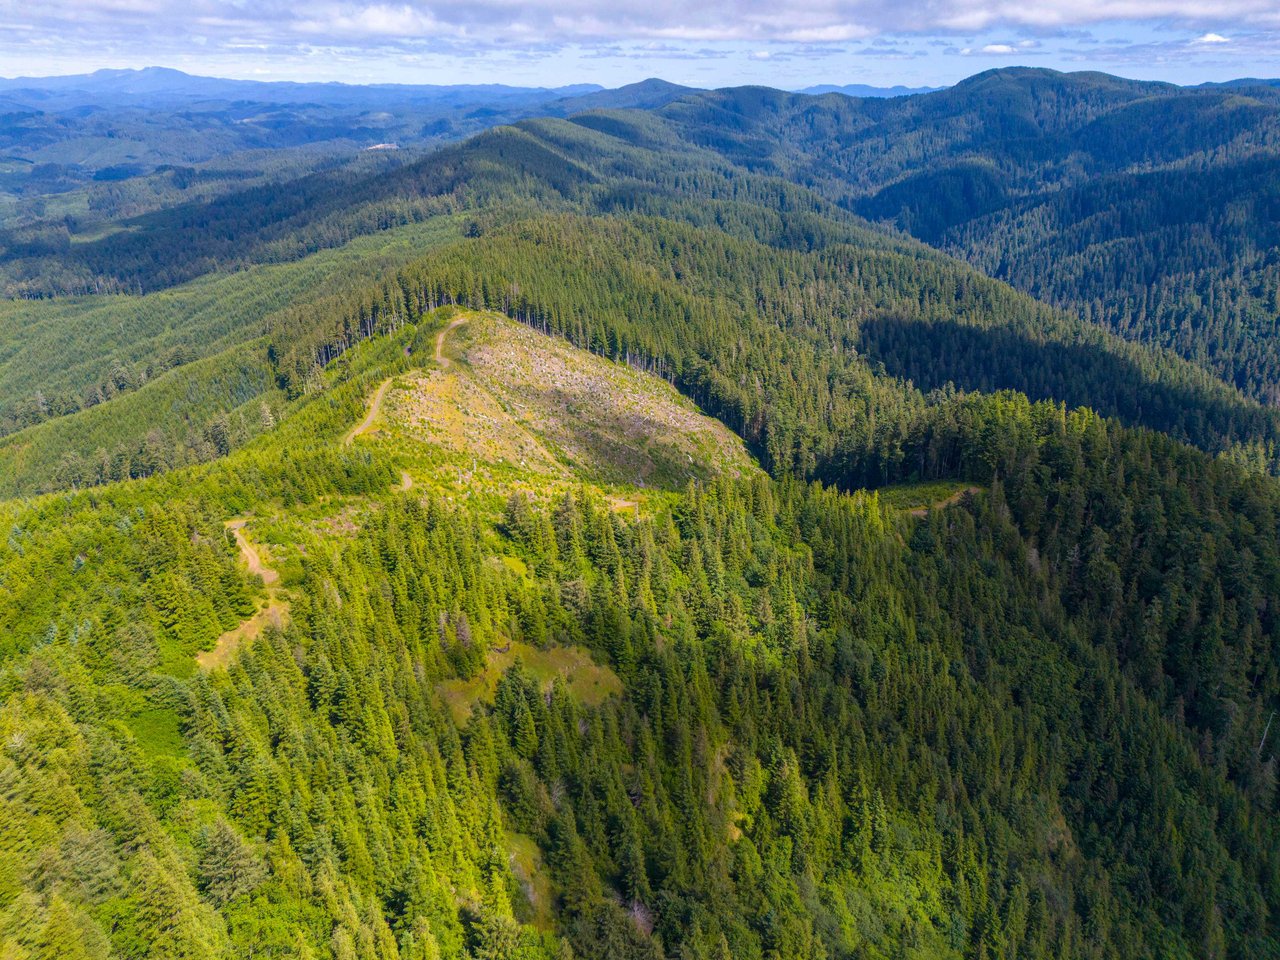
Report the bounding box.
[0,339,281,498]
[364,311,756,497]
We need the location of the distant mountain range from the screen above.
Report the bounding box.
[0,71,702,228]
[1194,77,1280,89]
[0,66,604,108]
[4,67,1277,110]
[0,67,953,105]
[798,82,944,96]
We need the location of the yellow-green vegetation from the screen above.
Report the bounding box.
[360,311,759,510]
[67,223,138,245]
[4,262,1280,960]
[123,707,186,761]
[437,640,622,725]
[874,480,983,514]
[0,217,461,417]
[507,831,554,928]
[196,521,289,671]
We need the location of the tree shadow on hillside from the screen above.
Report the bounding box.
[858,315,1278,452]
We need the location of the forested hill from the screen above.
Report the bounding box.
[3,67,1280,960]
[5,99,1280,490]
[3,299,1280,959]
[625,69,1280,402]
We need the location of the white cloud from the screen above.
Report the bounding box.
[778,24,870,42]
[1,0,1278,83]
[294,5,449,38]
[4,0,1279,52]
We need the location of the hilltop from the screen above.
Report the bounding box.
[362,311,757,500]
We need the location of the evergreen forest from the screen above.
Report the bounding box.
[2,66,1279,960]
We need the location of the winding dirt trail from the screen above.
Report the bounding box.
[203,318,475,668]
[228,520,277,584]
[435,315,469,368]
[907,486,982,518]
[343,378,392,446]
[342,315,471,448]
[198,520,288,670]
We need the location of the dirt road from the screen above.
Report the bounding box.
[198,520,288,670]
[226,519,278,584]
[343,378,392,446]
[343,315,470,447]
[435,315,469,368]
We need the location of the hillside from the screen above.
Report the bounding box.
[367,311,756,496]
[3,66,1280,960]
[7,69,1279,427]
[3,292,1279,959]
[627,69,1280,401]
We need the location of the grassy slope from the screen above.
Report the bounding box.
[370,311,758,504]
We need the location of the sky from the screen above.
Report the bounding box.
[1,0,1278,89]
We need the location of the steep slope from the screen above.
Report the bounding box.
[0,340,281,497]
[0,217,470,495]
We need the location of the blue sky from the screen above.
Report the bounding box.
[1,0,1278,87]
